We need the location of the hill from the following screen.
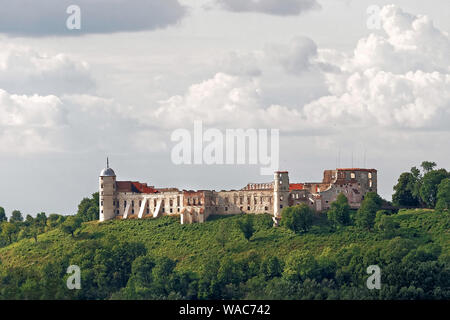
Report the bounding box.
[0,209,449,299]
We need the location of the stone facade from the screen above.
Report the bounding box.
[99,165,377,224]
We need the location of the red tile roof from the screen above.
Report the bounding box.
[289,183,304,190]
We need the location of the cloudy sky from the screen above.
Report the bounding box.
[0,0,449,216]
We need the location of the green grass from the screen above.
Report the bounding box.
[1,209,448,273]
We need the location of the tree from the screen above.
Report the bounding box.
[35,212,47,228]
[436,178,450,211]
[327,193,351,227]
[237,215,255,241]
[0,207,7,223]
[260,256,283,280]
[375,211,399,238]
[60,216,82,237]
[215,221,228,249]
[10,210,23,223]
[421,161,437,173]
[281,204,314,233]
[392,172,420,207]
[2,222,18,243]
[356,192,382,230]
[419,169,449,208]
[77,193,99,222]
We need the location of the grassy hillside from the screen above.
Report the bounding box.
[0,209,449,299]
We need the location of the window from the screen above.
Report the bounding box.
[247,206,250,211]
[225,207,228,211]
[280,205,283,209]
[351,173,356,179]
[265,206,269,211]
[369,180,373,187]
[368,172,372,179]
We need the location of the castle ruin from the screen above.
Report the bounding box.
[99,162,377,224]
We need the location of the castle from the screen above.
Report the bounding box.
[99,161,377,224]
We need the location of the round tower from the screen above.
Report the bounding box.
[99,158,116,222]
[273,171,290,219]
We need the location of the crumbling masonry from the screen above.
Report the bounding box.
[99,164,377,224]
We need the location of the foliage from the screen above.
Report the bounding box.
[10,210,24,223]
[419,169,449,208]
[436,178,450,211]
[77,193,99,222]
[393,161,449,209]
[0,209,448,300]
[281,204,314,233]
[60,216,82,237]
[327,193,351,227]
[0,207,6,223]
[356,192,383,230]
[237,215,255,241]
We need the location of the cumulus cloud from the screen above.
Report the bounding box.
[351,5,450,73]
[0,89,66,153]
[216,0,320,16]
[0,41,95,95]
[0,0,186,36]
[151,5,450,133]
[306,5,450,129]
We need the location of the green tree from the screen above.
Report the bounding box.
[0,207,6,222]
[215,221,228,249]
[419,169,449,208]
[281,204,314,233]
[421,161,437,173]
[260,256,283,280]
[327,193,351,227]
[392,172,421,207]
[10,210,23,223]
[356,192,382,230]
[374,211,399,238]
[237,215,255,241]
[35,212,47,228]
[436,178,450,211]
[2,222,18,243]
[60,216,82,237]
[76,192,99,222]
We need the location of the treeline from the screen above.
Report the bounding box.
[0,222,448,300]
[0,193,99,248]
[392,161,450,209]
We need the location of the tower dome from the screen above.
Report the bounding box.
[100,167,116,177]
[100,157,116,177]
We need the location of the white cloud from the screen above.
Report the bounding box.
[0,41,95,95]
[0,89,65,153]
[304,5,450,130]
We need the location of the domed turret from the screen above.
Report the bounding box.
[99,158,117,222]
[100,167,116,177]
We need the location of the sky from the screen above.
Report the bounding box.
[0,0,449,216]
